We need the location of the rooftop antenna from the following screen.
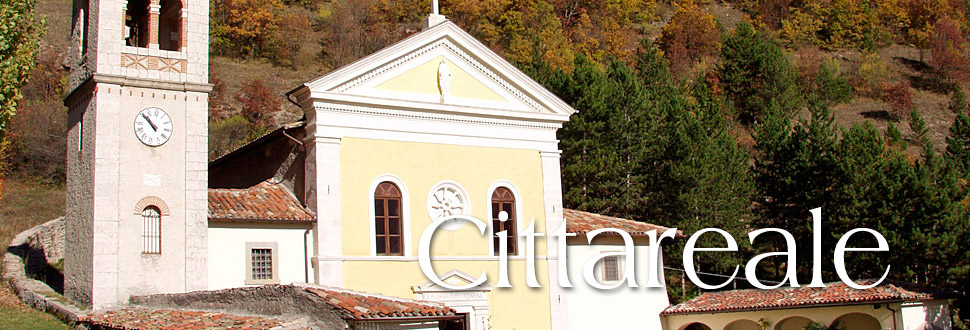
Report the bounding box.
[423,0,446,29]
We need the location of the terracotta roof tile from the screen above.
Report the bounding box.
[303,286,458,320]
[208,180,315,222]
[80,307,288,330]
[564,208,679,237]
[663,280,961,315]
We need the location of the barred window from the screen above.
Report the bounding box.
[142,206,161,254]
[250,248,273,280]
[602,256,620,282]
[245,242,279,285]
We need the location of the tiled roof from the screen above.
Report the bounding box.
[304,286,458,320]
[663,280,961,315]
[79,307,294,330]
[564,208,679,237]
[208,180,315,222]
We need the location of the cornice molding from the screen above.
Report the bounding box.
[63,73,213,106]
[315,102,562,130]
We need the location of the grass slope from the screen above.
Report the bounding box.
[0,177,70,329]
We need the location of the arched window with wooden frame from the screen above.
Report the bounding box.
[491,187,516,255]
[374,182,403,256]
[142,206,161,254]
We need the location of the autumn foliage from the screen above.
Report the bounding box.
[210,0,312,67]
[883,81,914,120]
[657,0,722,78]
[235,79,280,130]
[319,0,410,70]
[929,16,970,85]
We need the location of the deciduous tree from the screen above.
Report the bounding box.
[929,16,970,85]
[657,0,722,78]
[210,0,285,58]
[0,0,44,174]
[235,79,280,129]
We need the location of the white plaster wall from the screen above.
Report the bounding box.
[207,223,312,290]
[563,244,669,330]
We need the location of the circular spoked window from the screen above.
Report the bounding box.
[427,180,470,231]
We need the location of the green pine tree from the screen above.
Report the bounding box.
[946,111,970,175]
[719,21,800,125]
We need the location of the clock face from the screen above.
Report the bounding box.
[133,107,173,147]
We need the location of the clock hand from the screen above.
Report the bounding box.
[141,113,158,132]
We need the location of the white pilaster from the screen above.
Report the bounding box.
[91,84,122,309]
[184,91,208,291]
[540,150,569,330]
[306,130,343,287]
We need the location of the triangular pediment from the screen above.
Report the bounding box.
[300,21,575,118]
[412,269,492,293]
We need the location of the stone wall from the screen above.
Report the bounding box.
[3,217,88,325]
[129,285,347,329]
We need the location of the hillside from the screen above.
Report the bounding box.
[6,0,963,168]
[2,0,969,323]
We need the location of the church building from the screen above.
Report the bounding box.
[61,0,675,329]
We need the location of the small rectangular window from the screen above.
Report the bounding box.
[602,256,620,282]
[245,242,279,285]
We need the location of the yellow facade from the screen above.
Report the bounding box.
[339,137,553,330]
[374,57,508,102]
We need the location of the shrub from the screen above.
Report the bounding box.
[5,100,67,181]
[209,115,257,160]
[952,87,968,113]
[208,76,230,121]
[22,51,67,102]
[796,47,852,104]
[884,81,913,120]
[852,52,899,98]
[235,79,280,129]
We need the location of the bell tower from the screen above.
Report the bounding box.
[63,0,210,309]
